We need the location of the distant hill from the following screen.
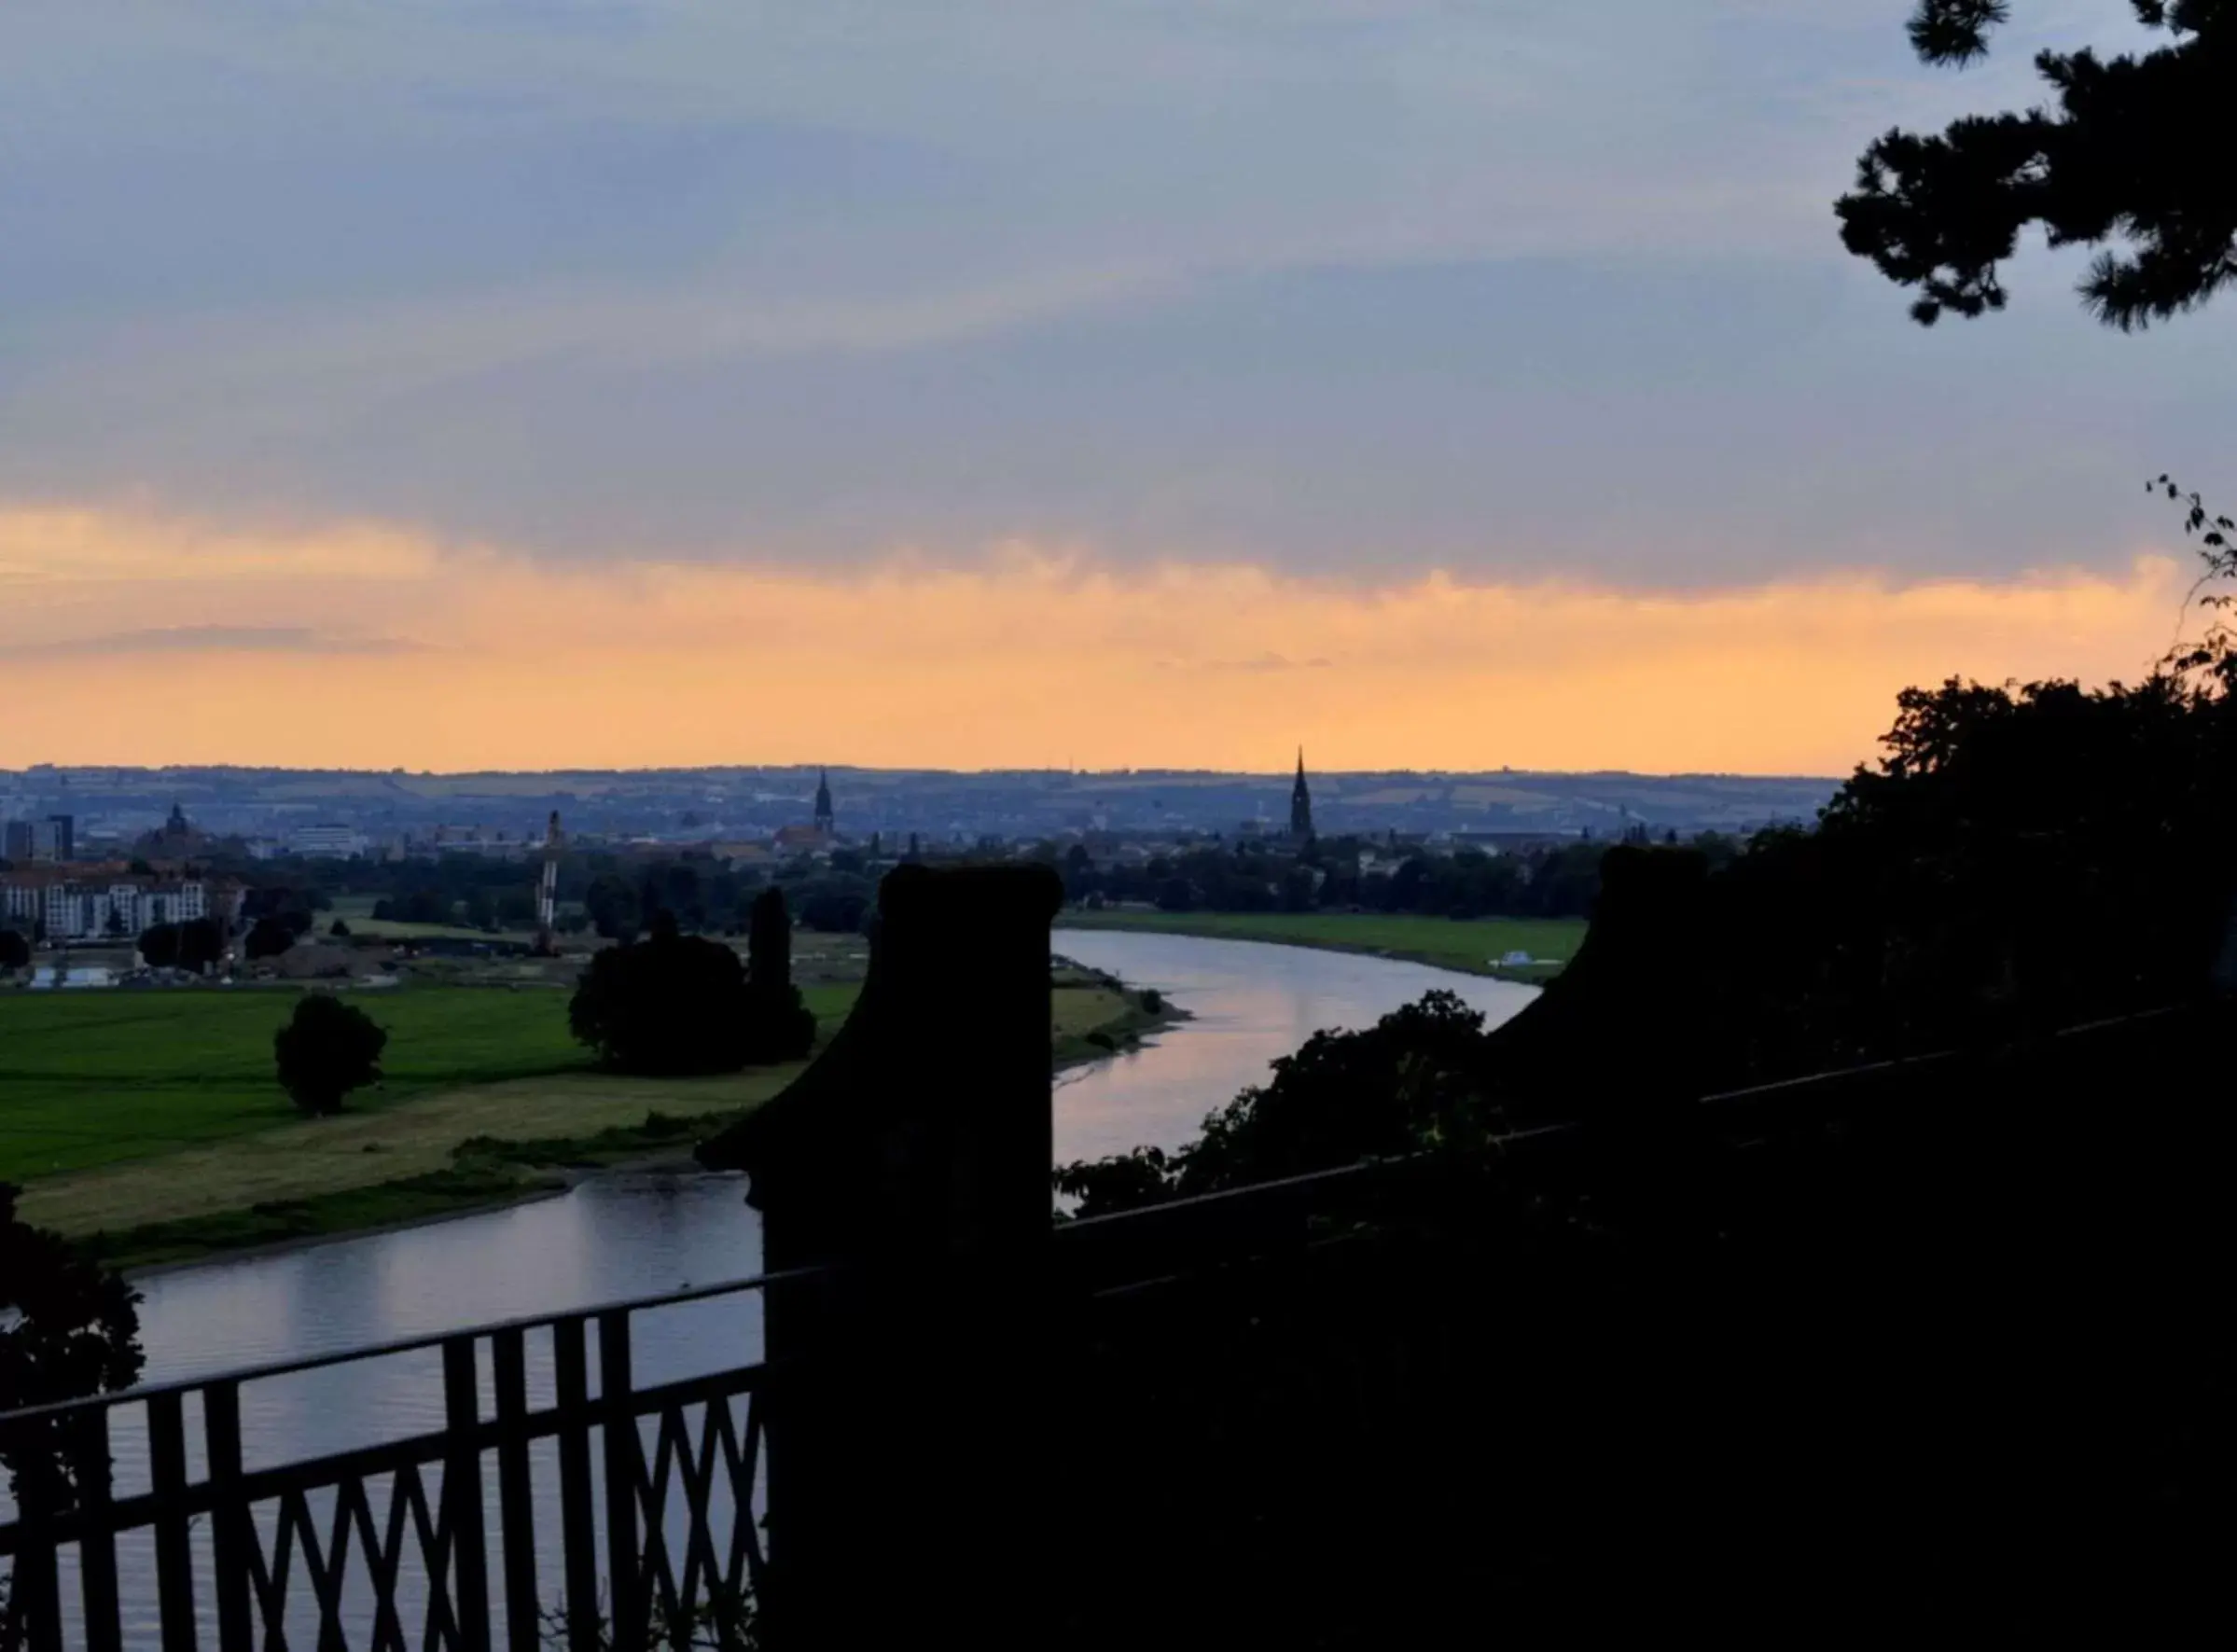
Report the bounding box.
[0,764,1839,850]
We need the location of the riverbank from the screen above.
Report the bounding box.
[1055,909,1584,982]
[18,965,1176,1270]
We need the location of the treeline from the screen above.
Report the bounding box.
[1061,666,2237,1216]
[1037,833,1739,922]
[221,849,891,939]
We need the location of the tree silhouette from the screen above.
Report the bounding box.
[138,923,180,969]
[0,928,28,972]
[273,994,388,1115]
[1838,2,2236,327]
[0,1182,144,1543]
[743,887,817,1062]
[176,916,225,973]
[570,922,757,1076]
[243,915,295,959]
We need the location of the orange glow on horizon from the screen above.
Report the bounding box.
[0,505,2195,776]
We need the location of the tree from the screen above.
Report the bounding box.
[584,872,639,939]
[569,920,757,1076]
[329,918,353,938]
[0,1182,144,1585]
[1054,992,1498,1217]
[272,994,388,1114]
[0,928,29,972]
[103,907,127,940]
[138,923,181,969]
[743,888,817,1062]
[243,915,296,959]
[176,916,225,972]
[1838,2,2237,327]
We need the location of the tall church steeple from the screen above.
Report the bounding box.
[1289,747,1313,840]
[813,769,834,836]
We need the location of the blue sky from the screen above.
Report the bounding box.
[0,3,2224,771]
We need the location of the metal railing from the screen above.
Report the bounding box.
[0,1271,814,1652]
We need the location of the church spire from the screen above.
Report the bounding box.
[1289,747,1313,840]
[813,769,834,835]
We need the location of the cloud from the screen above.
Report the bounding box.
[0,625,424,660]
[0,1,2223,590]
[0,505,2199,777]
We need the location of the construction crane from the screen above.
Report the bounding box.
[535,810,563,953]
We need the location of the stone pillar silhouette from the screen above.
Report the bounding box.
[698,862,1063,1645]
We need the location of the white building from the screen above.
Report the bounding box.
[24,880,210,942]
[289,824,366,858]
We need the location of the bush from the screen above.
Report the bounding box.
[569,923,757,1076]
[273,994,388,1114]
[1,1183,145,1524]
[243,915,296,959]
[138,923,181,968]
[176,916,225,972]
[742,888,817,1062]
[1053,991,1494,1217]
[1,926,33,971]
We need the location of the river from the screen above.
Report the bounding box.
[130,929,1537,1388]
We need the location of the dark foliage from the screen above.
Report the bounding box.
[329,918,352,938]
[272,994,389,1115]
[742,888,817,1062]
[1838,2,2237,327]
[136,923,180,968]
[140,918,222,973]
[1489,661,2237,1117]
[243,915,296,959]
[792,876,872,934]
[0,928,28,971]
[1057,834,1609,920]
[569,925,758,1076]
[1056,992,1495,1216]
[0,1182,145,1518]
[177,916,225,972]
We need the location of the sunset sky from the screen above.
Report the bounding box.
[3,2,2227,774]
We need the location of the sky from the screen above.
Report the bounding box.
[2,1,2226,774]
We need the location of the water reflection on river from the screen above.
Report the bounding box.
[133,930,1537,1384]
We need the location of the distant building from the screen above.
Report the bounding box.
[813,770,835,837]
[773,824,833,854]
[4,815,75,863]
[288,823,365,858]
[2,875,213,942]
[1290,750,1314,841]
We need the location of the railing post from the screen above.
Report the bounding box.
[442,1337,494,1652]
[146,1392,200,1652]
[490,1327,540,1652]
[203,1382,255,1652]
[551,1319,602,1652]
[71,1406,122,1652]
[598,1312,645,1651]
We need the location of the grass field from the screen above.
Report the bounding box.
[2,971,1160,1261]
[0,987,598,1183]
[1053,909,1588,980]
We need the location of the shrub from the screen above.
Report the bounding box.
[569,922,757,1076]
[273,994,388,1115]
[243,916,296,959]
